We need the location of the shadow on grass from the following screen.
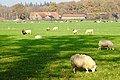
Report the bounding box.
[0,35,120,79]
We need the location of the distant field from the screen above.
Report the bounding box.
[0,20,120,80]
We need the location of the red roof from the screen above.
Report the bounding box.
[30,12,59,19]
[49,12,60,18]
[29,12,37,18]
[38,12,48,18]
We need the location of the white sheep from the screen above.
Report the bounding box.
[94,20,101,23]
[72,29,77,34]
[22,29,31,35]
[98,40,114,50]
[46,27,50,31]
[70,54,96,73]
[96,20,101,23]
[35,35,42,39]
[60,21,64,23]
[31,21,34,23]
[85,29,94,35]
[76,20,78,22]
[52,27,58,30]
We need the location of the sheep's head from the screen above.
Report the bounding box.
[72,29,75,31]
[91,65,96,72]
[22,29,26,35]
[112,48,115,50]
[46,27,50,31]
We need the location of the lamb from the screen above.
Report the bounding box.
[60,21,64,23]
[22,29,31,35]
[46,27,50,31]
[85,29,94,35]
[31,21,34,23]
[94,20,101,23]
[72,29,77,34]
[96,20,101,23]
[35,35,42,39]
[52,27,58,30]
[98,40,114,50]
[70,54,96,73]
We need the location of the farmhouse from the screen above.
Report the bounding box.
[29,12,60,20]
[62,13,87,20]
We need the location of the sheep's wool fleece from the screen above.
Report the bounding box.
[35,35,42,39]
[99,40,113,46]
[71,54,96,68]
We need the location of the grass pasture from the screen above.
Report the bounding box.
[0,20,120,80]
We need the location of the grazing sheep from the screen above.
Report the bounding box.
[55,21,58,22]
[22,29,31,35]
[35,35,42,39]
[94,20,101,23]
[85,29,94,35]
[60,21,64,23]
[46,27,50,31]
[52,27,58,30]
[98,40,114,50]
[72,29,77,34]
[111,21,113,23]
[31,21,34,23]
[71,54,96,73]
[80,19,84,22]
[76,20,78,22]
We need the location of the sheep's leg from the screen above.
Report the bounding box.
[90,32,92,35]
[73,68,76,74]
[109,47,114,50]
[107,47,109,50]
[112,48,114,50]
[98,47,101,50]
[85,68,89,73]
[92,32,93,35]
[109,48,111,50]
[92,69,95,72]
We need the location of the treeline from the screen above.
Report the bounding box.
[0,0,120,20]
[25,1,50,7]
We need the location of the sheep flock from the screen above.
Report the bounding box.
[20,21,116,74]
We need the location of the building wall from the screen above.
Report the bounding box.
[30,13,42,20]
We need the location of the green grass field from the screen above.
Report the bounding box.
[0,20,120,80]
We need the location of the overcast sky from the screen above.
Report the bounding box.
[0,0,80,6]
